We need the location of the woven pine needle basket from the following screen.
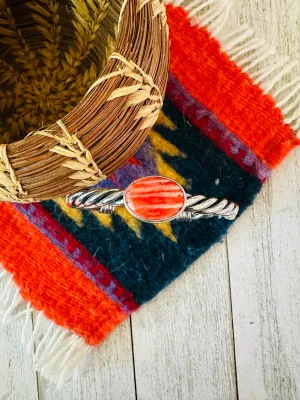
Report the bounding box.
[0,0,169,202]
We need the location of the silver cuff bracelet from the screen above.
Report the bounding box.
[66,176,239,224]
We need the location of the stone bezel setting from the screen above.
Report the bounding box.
[123,176,187,224]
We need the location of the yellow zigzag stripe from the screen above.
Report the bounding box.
[116,207,142,238]
[153,152,186,187]
[154,222,177,242]
[92,210,113,229]
[149,130,186,158]
[156,110,176,131]
[54,197,83,227]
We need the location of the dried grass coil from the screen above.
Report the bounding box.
[0,0,169,201]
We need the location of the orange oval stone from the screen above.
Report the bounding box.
[124,176,186,223]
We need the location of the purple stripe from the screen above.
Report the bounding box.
[166,74,271,182]
[15,203,138,313]
[95,139,158,190]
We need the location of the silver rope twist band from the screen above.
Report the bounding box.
[67,188,124,214]
[182,195,239,221]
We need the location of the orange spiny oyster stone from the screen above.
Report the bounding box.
[124,176,186,222]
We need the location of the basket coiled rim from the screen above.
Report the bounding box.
[0,0,169,202]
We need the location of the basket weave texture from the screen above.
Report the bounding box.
[0,0,169,202]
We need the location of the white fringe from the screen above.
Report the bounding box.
[219,25,300,134]
[0,268,92,389]
[164,0,300,136]
[165,0,232,37]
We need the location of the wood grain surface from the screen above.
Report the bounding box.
[0,0,299,399]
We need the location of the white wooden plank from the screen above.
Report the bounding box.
[0,279,39,400]
[132,242,237,400]
[226,0,300,398]
[228,152,300,400]
[38,319,136,400]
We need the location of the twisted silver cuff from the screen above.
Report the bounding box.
[66,176,239,223]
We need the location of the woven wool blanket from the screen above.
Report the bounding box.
[0,0,299,387]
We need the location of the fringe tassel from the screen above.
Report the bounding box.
[219,25,300,135]
[0,267,91,388]
[165,0,300,136]
[165,0,232,37]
